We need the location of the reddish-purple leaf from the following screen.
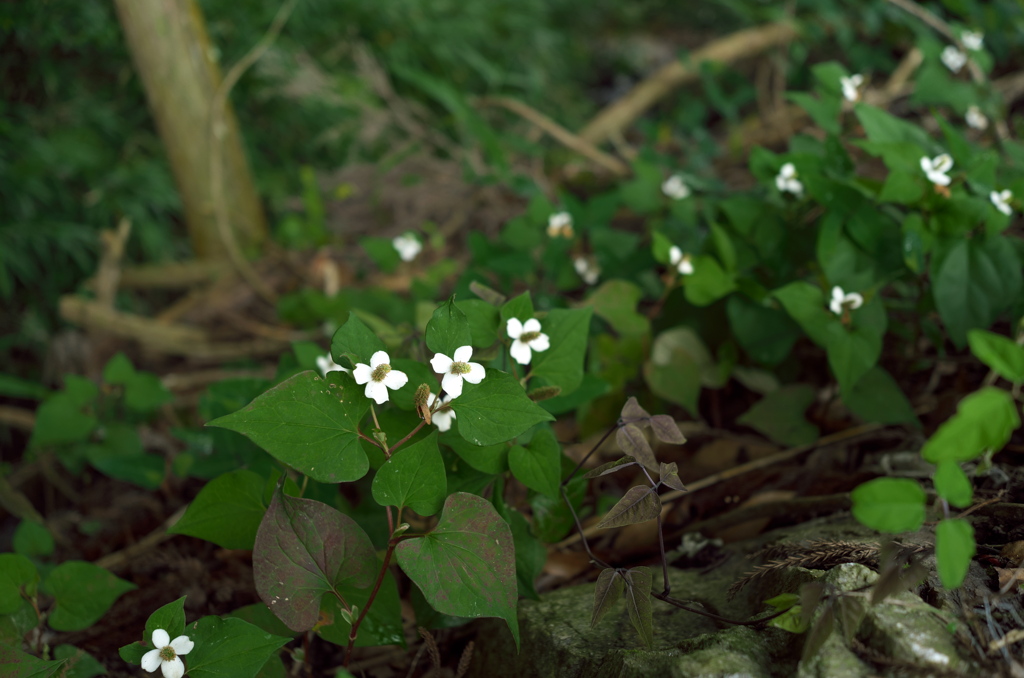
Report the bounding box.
[620,397,651,423]
[583,456,637,479]
[623,567,654,648]
[658,462,686,492]
[596,486,661,530]
[616,424,657,471]
[649,415,686,444]
[253,488,378,632]
[591,569,625,628]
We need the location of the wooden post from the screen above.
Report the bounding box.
[112,0,267,260]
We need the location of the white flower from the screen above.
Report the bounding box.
[841,74,864,102]
[941,46,967,73]
[505,318,550,365]
[829,286,864,315]
[965,105,988,130]
[429,345,485,398]
[920,153,953,186]
[426,392,456,432]
[961,30,984,51]
[668,246,694,275]
[573,256,600,285]
[775,163,803,197]
[316,354,348,377]
[392,233,422,262]
[661,174,691,200]
[547,211,574,239]
[352,351,408,404]
[991,189,1014,216]
[141,629,193,678]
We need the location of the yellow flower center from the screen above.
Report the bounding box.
[519,331,541,342]
[371,364,391,382]
[450,361,471,375]
[159,646,176,662]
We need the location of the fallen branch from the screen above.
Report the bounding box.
[579,21,799,146]
[476,97,631,176]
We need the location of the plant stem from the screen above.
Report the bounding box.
[388,420,426,455]
[564,420,620,485]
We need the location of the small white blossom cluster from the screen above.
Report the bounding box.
[392,232,422,262]
[316,315,552,432]
[547,212,575,239]
[142,629,193,678]
[991,189,1014,216]
[776,163,803,197]
[941,45,968,73]
[573,256,601,285]
[661,174,691,200]
[920,153,953,186]
[829,286,863,316]
[841,74,864,102]
[961,30,984,51]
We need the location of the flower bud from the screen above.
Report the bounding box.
[414,383,431,408]
[527,385,562,402]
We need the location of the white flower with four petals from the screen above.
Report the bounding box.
[961,31,983,51]
[506,318,550,365]
[574,256,600,285]
[141,629,194,678]
[392,233,422,262]
[965,105,988,131]
[430,345,486,398]
[775,163,804,197]
[829,286,864,316]
[991,189,1014,216]
[352,351,408,404]
[941,46,967,73]
[661,174,691,200]
[547,212,574,239]
[668,246,694,275]
[841,74,864,102]
[920,154,953,186]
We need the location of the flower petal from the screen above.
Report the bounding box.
[441,372,464,398]
[510,339,532,365]
[846,293,864,310]
[529,333,550,353]
[522,318,541,334]
[430,353,453,374]
[506,317,523,339]
[832,286,845,303]
[152,629,170,649]
[352,364,372,385]
[169,636,194,655]
[669,246,682,265]
[369,351,390,368]
[382,369,408,391]
[426,392,438,408]
[462,363,485,385]
[141,649,163,673]
[365,381,389,404]
[453,345,473,362]
[161,656,185,678]
[433,410,454,432]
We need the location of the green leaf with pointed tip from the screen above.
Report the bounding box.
[933,461,973,509]
[530,308,592,395]
[372,431,446,516]
[184,616,290,678]
[122,596,188,666]
[441,428,509,474]
[968,329,1024,383]
[499,291,534,328]
[426,297,472,358]
[84,423,164,490]
[616,424,657,470]
[457,300,500,348]
[622,567,654,648]
[842,366,919,425]
[493,490,546,600]
[591,569,625,628]
[396,492,519,649]
[29,376,98,449]
[0,643,66,678]
[330,314,387,369]
[0,554,39,615]
[585,280,650,338]
[851,478,925,533]
[42,561,136,631]
[52,644,104,678]
[508,429,561,499]
[737,384,818,447]
[936,518,975,589]
[12,522,53,559]
[207,371,371,484]
[450,370,554,446]
[920,387,1020,464]
[103,353,172,413]
[596,486,661,530]
[252,488,379,632]
[684,255,736,306]
[169,470,267,549]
